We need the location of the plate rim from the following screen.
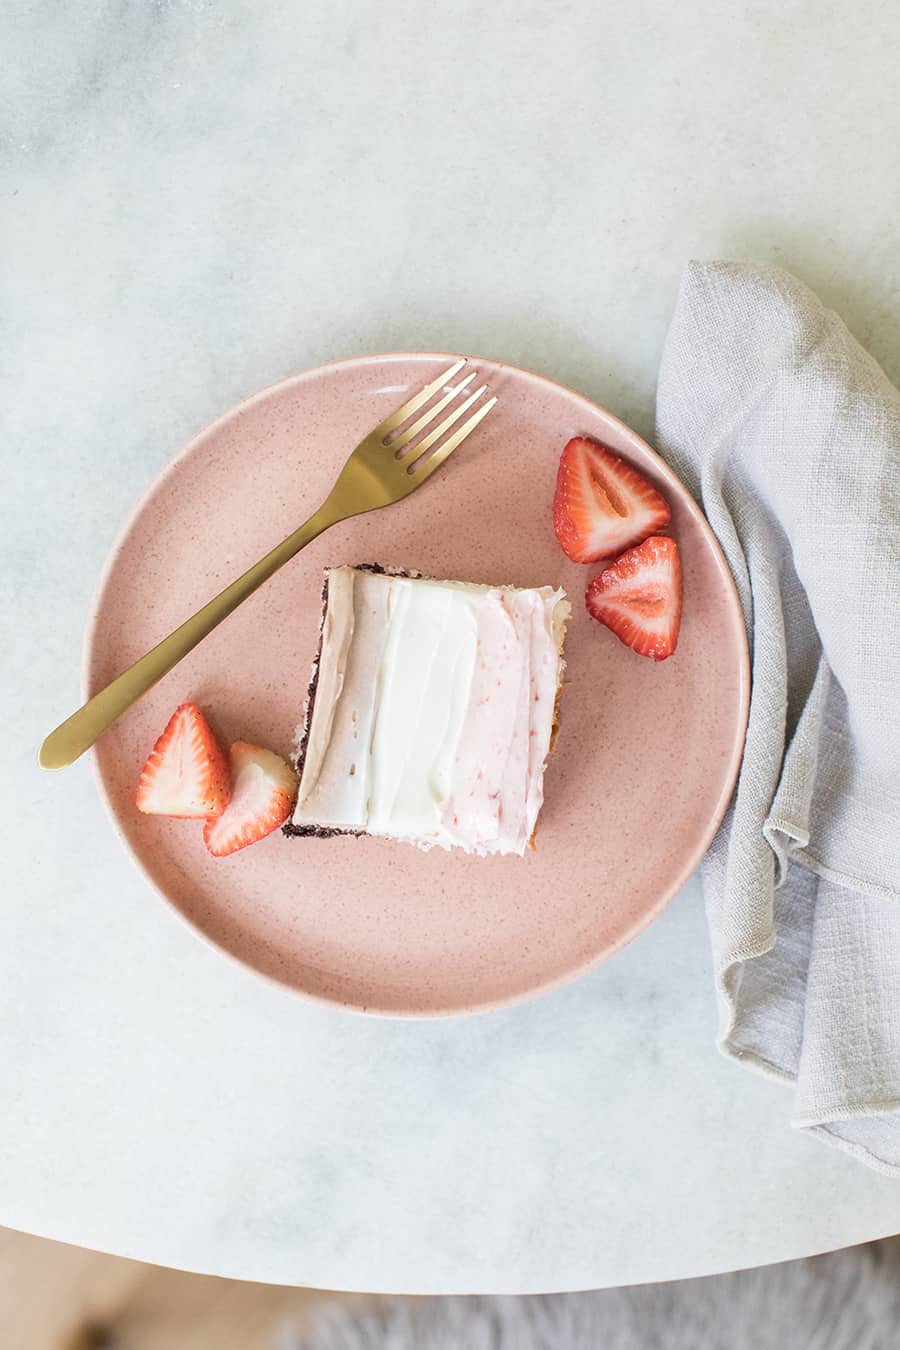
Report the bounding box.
[83,350,751,1017]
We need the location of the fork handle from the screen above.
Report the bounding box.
[39,502,341,770]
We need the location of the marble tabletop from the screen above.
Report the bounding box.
[4,0,900,1295]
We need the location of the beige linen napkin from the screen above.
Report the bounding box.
[656,261,900,1173]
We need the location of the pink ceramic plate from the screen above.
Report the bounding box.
[87,354,748,1016]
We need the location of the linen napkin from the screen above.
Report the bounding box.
[655,261,900,1174]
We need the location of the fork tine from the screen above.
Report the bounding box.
[409,395,498,477]
[390,372,477,454]
[405,384,490,463]
[376,358,467,437]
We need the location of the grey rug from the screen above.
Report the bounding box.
[290,1239,900,1350]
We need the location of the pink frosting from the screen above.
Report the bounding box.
[442,589,562,852]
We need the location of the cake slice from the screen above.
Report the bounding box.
[285,566,569,856]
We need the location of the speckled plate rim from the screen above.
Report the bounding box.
[82,351,750,1017]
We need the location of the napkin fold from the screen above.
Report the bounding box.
[656,261,900,1174]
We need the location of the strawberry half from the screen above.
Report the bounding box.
[553,436,671,563]
[585,536,682,661]
[136,702,231,818]
[203,741,298,857]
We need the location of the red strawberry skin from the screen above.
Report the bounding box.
[136,703,231,818]
[585,536,683,661]
[204,741,298,857]
[553,436,671,563]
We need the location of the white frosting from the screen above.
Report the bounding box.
[293,568,569,855]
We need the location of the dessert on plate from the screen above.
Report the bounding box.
[285,566,570,856]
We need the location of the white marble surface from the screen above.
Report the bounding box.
[4,0,900,1294]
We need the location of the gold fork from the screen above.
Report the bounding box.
[39,359,496,770]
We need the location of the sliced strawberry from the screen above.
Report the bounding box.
[203,741,298,857]
[553,436,671,563]
[136,702,231,818]
[585,536,682,661]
